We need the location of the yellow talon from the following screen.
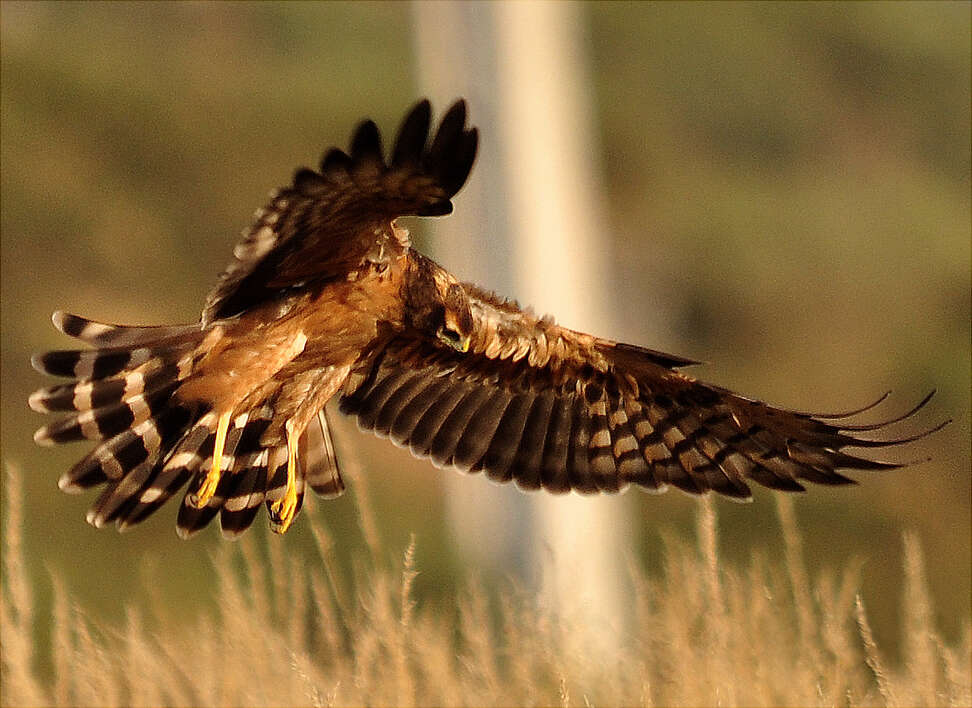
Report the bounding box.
[270,423,299,534]
[192,409,232,509]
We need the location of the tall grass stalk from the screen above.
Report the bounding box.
[2,465,969,706]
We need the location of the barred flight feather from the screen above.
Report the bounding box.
[341,335,946,502]
[510,392,557,491]
[538,397,572,493]
[478,393,534,484]
[453,388,513,472]
[301,409,344,498]
[429,387,492,469]
[408,382,477,458]
[388,375,458,446]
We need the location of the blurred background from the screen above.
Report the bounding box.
[2,0,969,674]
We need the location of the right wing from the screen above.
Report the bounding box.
[341,285,945,499]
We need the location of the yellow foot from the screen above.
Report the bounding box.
[269,484,298,534]
[269,422,300,534]
[190,409,232,509]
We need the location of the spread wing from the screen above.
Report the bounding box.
[341,286,946,498]
[202,99,478,324]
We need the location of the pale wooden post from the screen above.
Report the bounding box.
[411,1,626,642]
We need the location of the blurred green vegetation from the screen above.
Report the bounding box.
[2,0,968,680]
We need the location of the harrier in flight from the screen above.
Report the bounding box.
[30,100,944,538]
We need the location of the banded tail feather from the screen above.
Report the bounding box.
[31,313,345,537]
[302,409,344,498]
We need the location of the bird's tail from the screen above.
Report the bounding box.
[30,312,344,538]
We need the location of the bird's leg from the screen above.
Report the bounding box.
[191,409,232,509]
[269,420,300,534]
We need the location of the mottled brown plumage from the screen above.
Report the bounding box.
[30,99,946,538]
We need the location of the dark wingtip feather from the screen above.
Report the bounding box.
[610,341,702,370]
[840,417,951,449]
[426,99,475,197]
[293,167,327,194]
[350,119,384,166]
[440,127,478,196]
[392,99,432,167]
[837,390,937,432]
[720,486,756,503]
[320,147,352,177]
[426,99,477,199]
[748,465,807,492]
[808,390,893,419]
[432,100,468,152]
[829,451,903,471]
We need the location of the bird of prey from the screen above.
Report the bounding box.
[30,99,945,538]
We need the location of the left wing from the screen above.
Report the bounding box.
[202,99,478,324]
[340,288,945,498]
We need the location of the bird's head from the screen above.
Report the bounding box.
[403,255,474,353]
[435,282,474,353]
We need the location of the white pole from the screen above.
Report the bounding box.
[411,0,626,642]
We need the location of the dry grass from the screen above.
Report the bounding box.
[1,465,969,707]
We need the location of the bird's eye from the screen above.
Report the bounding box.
[437,326,460,344]
[436,325,470,352]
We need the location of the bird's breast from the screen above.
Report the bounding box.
[297,263,405,364]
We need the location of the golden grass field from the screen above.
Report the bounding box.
[2,465,968,707]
